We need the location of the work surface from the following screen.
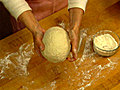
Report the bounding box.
[0,0,120,90]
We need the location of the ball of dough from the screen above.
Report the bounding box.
[41,26,71,63]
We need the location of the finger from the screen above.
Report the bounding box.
[66,52,76,62]
[72,48,77,60]
[71,39,78,60]
[36,36,45,51]
[39,39,45,51]
[41,29,46,33]
[72,30,78,59]
[68,30,73,44]
[66,28,70,33]
[67,57,76,62]
[34,44,41,56]
[34,39,42,56]
[35,44,45,58]
[70,43,77,61]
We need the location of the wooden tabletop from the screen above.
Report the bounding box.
[0,0,120,90]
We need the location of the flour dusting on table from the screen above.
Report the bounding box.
[0,43,34,80]
[37,28,119,90]
[0,25,119,90]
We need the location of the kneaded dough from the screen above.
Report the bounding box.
[41,26,71,63]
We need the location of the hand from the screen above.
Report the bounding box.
[67,8,84,61]
[67,27,80,61]
[32,28,45,57]
[18,11,46,57]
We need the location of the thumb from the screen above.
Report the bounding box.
[35,31,45,51]
[41,29,46,33]
[72,48,77,60]
[39,40,45,51]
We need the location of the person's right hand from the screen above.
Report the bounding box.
[67,27,80,62]
[32,27,45,57]
[17,10,45,57]
[67,8,84,62]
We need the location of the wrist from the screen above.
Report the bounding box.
[69,8,84,15]
[31,24,43,35]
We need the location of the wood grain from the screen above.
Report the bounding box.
[0,0,120,90]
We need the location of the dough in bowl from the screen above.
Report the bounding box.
[41,26,71,63]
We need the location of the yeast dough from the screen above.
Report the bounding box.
[41,26,71,63]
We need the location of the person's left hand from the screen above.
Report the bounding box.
[67,26,80,61]
[67,8,84,62]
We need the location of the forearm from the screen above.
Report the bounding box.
[18,10,42,34]
[69,8,84,30]
[68,0,88,30]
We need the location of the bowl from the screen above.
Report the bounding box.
[93,30,120,56]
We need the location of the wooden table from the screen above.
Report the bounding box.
[0,0,120,90]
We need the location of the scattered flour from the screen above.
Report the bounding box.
[0,21,119,90]
[50,80,56,90]
[0,43,34,80]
